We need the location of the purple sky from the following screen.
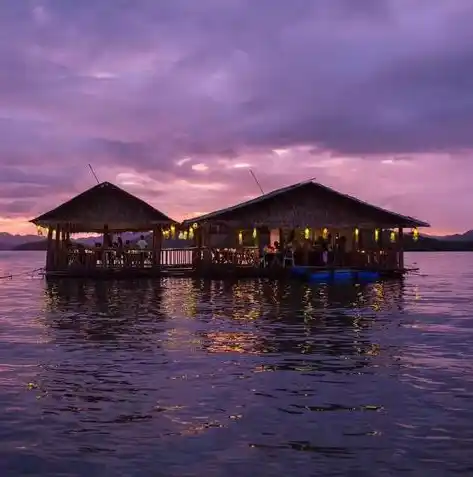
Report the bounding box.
[1,0,472,235]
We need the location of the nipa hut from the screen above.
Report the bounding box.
[183,180,429,273]
[31,181,176,277]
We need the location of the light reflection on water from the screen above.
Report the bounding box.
[0,251,472,475]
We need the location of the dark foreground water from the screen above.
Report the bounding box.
[0,252,472,476]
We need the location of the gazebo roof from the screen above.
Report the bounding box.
[183,180,430,229]
[31,181,175,232]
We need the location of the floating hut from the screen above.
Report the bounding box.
[32,179,429,281]
[183,180,429,281]
[31,182,178,278]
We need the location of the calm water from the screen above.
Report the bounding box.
[0,252,472,476]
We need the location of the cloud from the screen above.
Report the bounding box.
[0,0,472,233]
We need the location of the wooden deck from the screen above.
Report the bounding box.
[45,263,407,282]
[45,266,194,279]
[44,246,407,281]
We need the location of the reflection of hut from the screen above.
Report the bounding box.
[31,182,176,277]
[184,180,429,276]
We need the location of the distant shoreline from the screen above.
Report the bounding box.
[3,236,473,252]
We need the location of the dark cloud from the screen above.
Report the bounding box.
[1,0,471,158]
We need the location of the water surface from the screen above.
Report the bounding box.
[0,251,472,476]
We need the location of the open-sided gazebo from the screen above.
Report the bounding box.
[183,180,430,277]
[31,181,176,277]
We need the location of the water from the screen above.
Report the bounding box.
[0,251,472,476]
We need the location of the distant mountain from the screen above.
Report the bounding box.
[0,232,44,250]
[14,240,48,251]
[438,230,473,242]
[404,234,473,251]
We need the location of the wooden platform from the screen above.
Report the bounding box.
[45,264,407,281]
[45,266,194,279]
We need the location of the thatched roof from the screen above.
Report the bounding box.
[31,181,175,232]
[183,180,430,229]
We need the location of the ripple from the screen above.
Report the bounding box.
[0,251,473,475]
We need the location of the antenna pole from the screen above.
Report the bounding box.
[249,169,265,195]
[88,164,100,184]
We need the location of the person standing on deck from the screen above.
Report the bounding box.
[136,235,148,267]
[137,235,148,249]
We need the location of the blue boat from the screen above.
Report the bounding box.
[291,267,381,284]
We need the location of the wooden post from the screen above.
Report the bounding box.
[103,224,109,246]
[195,225,203,267]
[46,227,54,271]
[253,226,259,247]
[398,227,404,270]
[152,226,157,265]
[201,223,212,268]
[155,226,163,267]
[54,224,61,270]
[253,226,261,262]
[61,228,67,268]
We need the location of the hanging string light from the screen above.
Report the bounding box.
[252,227,257,239]
[390,230,396,243]
[188,227,194,240]
[304,227,310,240]
[354,227,359,242]
[322,228,328,240]
[412,227,419,242]
[238,231,243,245]
[170,224,176,239]
[374,228,380,242]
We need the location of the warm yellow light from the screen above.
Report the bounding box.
[412,227,419,242]
[36,226,45,236]
[304,227,310,240]
[188,227,194,239]
[238,231,243,245]
[354,228,359,241]
[374,229,380,242]
[322,227,328,239]
[252,227,257,239]
[192,222,198,229]
[170,224,176,238]
[163,229,170,239]
[390,230,396,243]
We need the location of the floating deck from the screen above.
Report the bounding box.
[45,264,407,281]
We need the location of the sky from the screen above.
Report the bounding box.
[1,0,472,235]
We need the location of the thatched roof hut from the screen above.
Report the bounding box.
[183,180,429,229]
[31,181,175,233]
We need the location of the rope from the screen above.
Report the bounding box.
[0,267,45,280]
